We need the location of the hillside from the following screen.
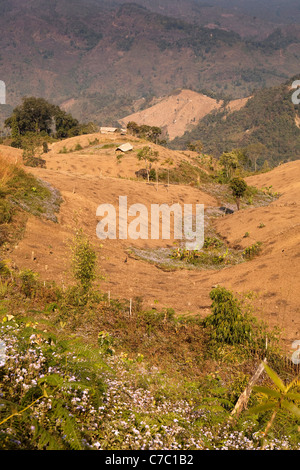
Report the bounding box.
[0,1,300,128]
[170,77,300,168]
[117,0,300,38]
[119,89,249,140]
[1,133,299,345]
[1,132,300,450]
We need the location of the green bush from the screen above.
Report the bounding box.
[19,269,39,298]
[0,200,13,224]
[203,287,253,346]
[242,242,263,260]
[70,230,97,294]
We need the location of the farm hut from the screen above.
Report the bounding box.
[100,127,118,134]
[116,143,134,153]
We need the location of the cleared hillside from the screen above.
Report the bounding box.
[119,90,249,140]
[1,134,299,345]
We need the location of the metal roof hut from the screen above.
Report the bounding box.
[100,127,118,134]
[116,143,133,153]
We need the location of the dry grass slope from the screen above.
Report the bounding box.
[1,137,299,346]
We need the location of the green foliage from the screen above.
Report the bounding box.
[230,177,248,210]
[219,152,239,180]
[136,146,159,182]
[5,96,82,140]
[203,287,254,346]
[54,109,79,139]
[248,363,300,447]
[0,318,107,450]
[170,237,242,269]
[171,246,236,267]
[42,141,48,154]
[158,161,212,185]
[203,237,224,249]
[230,177,247,198]
[242,242,263,260]
[18,269,39,298]
[0,158,61,246]
[149,168,157,181]
[5,97,54,135]
[0,200,13,224]
[0,265,296,450]
[98,331,115,355]
[70,229,97,294]
[127,121,162,144]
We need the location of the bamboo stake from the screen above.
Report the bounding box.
[230,358,267,421]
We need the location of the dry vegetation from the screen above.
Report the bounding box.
[0,134,300,450]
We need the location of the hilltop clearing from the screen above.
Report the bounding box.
[120,90,250,140]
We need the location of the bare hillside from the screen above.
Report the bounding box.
[2,137,299,344]
[120,90,249,140]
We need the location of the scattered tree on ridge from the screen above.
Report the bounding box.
[230,177,248,210]
[136,146,159,182]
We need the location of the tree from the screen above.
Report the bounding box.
[230,177,247,210]
[10,114,22,149]
[71,229,96,294]
[244,143,267,172]
[127,121,140,136]
[5,97,54,135]
[203,287,253,345]
[219,151,239,180]
[5,97,80,139]
[234,148,252,172]
[136,146,159,182]
[126,122,162,144]
[54,109,79,138]
[20,132,47,168]
[149,126,162,144]
[187,140,203,154]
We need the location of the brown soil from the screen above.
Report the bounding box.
[119,90,250,140]
[2,138,299,346]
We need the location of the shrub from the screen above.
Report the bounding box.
[70,229,97,294]
[242,242,263,260]
[203,287,253,346]
[230,177,248,210]
[19,269,39,298]
[0,200,13,224]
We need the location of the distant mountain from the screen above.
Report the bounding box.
[170,76,300,168]
[115,0,300,37]
[0,0,299,128]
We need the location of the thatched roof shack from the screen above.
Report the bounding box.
[116,143,133,153]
